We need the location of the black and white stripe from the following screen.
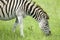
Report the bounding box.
[0,0,51,37]
[22,0,49,20]
[0,0,49,20]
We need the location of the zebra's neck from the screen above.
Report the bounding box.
[22,0,49,20]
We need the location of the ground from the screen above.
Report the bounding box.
[0,0,60,40]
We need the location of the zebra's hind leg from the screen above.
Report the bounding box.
[12,17,18,32]
[17,16,24,37]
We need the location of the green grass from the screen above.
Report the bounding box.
[0,0,60,40]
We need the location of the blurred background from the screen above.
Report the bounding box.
[0,0,60,40]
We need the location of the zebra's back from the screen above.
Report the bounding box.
[0,0,21,20]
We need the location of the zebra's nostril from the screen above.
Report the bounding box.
[45,31,51,36]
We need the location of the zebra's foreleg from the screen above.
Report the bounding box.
[17,15,24,37]
[12,17,18,32]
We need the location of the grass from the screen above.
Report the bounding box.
[0,0,60,40]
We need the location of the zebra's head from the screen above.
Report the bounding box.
[38,12,51,36]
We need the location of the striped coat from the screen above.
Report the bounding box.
[0,0,51,37]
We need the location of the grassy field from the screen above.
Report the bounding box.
[0,0,60,40]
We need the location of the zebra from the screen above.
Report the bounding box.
[0,0,51,37]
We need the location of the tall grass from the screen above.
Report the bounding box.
[0,0,60,40]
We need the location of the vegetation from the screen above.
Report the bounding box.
[0,0,60,40]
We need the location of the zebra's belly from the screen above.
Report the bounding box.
[0,8,16,21]
[0,15,16,21]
